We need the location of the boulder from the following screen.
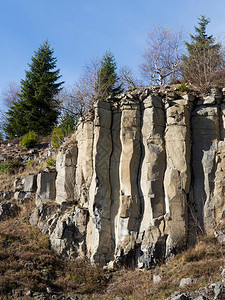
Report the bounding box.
[180,277,197,288]
[56,142,77,204]
[22,174,37,192]
[36,172,56,206]
[0,202,19,221]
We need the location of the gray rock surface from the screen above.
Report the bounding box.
[0,202,19,221]
[22,174,37,192]
[180,277,197,288]
[56,142,77,203]
[36,172,56,206]
[27,87,225,268]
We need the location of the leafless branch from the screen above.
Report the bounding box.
[140,26,184,85]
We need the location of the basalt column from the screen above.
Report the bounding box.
[56,142,77,204]
[74,121,94,207]
[164,97,192,254]
[86,101,113,265]
[204,140,225,235]
[190,105,220,237]
[110,105,122,254]
[115,99,141,258]
[139,94,166,234]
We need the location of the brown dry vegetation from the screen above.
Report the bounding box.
[0,198,224,299]
[0,202,109,299]
[100,235,224,300]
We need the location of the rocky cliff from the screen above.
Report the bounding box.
[28,86,225,268]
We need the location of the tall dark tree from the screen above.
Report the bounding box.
[5,41,64,138]
[95,51,123,100]
[181,15,225,90]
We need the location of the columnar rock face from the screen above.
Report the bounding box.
[86,101,113,264]
[36,172,56,206]
[74,121,94,207]
[56,142,77,203]
[164,97,192,253]
[31,86,225,268]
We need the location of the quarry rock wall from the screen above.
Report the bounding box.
[31,86,225,268]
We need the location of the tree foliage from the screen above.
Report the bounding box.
[95,51,123,100]
[5,41,63,138]
[58,53,125,132]
[181,15,225,90]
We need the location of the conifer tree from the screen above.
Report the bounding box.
[95,51,123,100]
[181,15,225,90]
[5,41,64,138]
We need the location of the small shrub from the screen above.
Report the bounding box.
[177,82,188,92]
[20,131,38,149]
[51,127,64,149]
[0,161,11,175]
[26,160,33,167]
[46,158,56,167]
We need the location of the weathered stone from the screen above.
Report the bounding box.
[74,121,94,207]
[153,274,162,285]
[56,142,77,203]
[114,100,141,259]
[140,95,165,222]
[204,141,225,235]
[214,230,225,243]
[22,175,37,192]
[3,192,11,201]
[86,101,113,265]
[50,207,88,258]
[25,87,225,268]
[110,106,122,259]
[180,277,197,288]
[164,103,191,254]
[13,177,22,189]
[36,172,56,206]
[189,106,220,239]
[202,88,222,105]
[166,292,191,300]
[14,191,26,201]
[0,202,19,221]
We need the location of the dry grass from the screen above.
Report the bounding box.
[0,204,224,299]
[99,235,225,300]
[0,193,223,299]
[0,202,109,298]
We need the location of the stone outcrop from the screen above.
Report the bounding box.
[56,141,77,203]
[36,172,56,206]
[0,202,19,221]
[29,86,225,268]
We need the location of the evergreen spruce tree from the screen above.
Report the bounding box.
[95,51,123,100]
[5,41,64,138]
[181,15,225,90]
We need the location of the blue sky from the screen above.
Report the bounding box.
[0,0,225,109]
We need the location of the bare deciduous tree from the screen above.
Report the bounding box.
[119,66,142,90]
[58,59,101,122]
[59,57,141,129]
[182,45,225,90]
[140,26,184,85]
[1,81,20,108]
[0,81,20,139]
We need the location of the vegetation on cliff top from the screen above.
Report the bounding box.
[1,15,225,142]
